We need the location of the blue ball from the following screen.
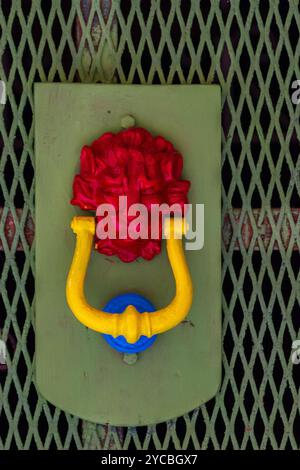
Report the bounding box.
[102,293,157,353]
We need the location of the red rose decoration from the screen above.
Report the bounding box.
[71,128,190,262]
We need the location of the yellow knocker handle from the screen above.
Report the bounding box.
[66,217,193,344]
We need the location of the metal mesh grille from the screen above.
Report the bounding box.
[0,0,299,449]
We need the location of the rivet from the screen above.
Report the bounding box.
[123,353,138,365]
[121,115,136,129]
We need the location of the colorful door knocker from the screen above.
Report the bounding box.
[66,123,193,353]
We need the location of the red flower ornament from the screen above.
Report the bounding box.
[71,128,190,262]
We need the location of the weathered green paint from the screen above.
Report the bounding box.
[35,83,221,426]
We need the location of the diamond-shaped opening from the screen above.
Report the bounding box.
[8,379,18,411]
[5,267,17,304]
[173,415,187,444]
[22,155,34,194]
[273,354,284,386]
[269,15,280,51]
[230,73,241,108]
[32,12,43,50]
[244,381,255,413]
[161,43,172,75]
[229,15,241,49]
[232,250,243,278]
[249,72,261,109]
[239,0,250,24]
[269,129,280,162]
[262,327,274,363]
[25,266,34,305]
[249,15,260,53]
[12,69,23,107]
[151,420,167,446]
[200,44,211,80]
[170,11,181,49]
[240,156,252,193]
[130,12,142,49]
[282,385,294,419]
[252,297,263,335]
[243,326,254,362]
[121,42,132,78]
[51,14,63,48]
[270,183,280,207]
[13,127,24,161]
[57,412,69,444]
[258,0,270,22]
[279,47,289,81]
[16,351,28,389]
[210,15,221,52]
[261,270,273,306]
[279,100,290,139]
[62,41,73,77]
[28,382,39,416]
[249,129,261,164]
[150,13,161,50]
[13,181,24,208]
[259,102,271,138]
[260,158,272,196]
[273,412,285,445]
[278,1,289,23]
[279,159,291,196]
[199,0,211,23]
[21,98,32,137]
[288,16,299,53]
[2,41,13,78]
[252,354,264,387]
[271,298,284,336]
[223,267,234,304]
[264,381,275,416]
[233,354,245,389]
[21,41,33,78]
[259,45,270,81]
[280,269,292,306]
[214,409,226,444]
[270,250,282,280]
[4,155,14,192]
[222,153,232,193]
[290,184,300,207]
[243,268,253,305]
[0,409,9,443]
[251,186,262,207]
[37,408,49,443]
[223,382,235,410]
[180,45,191,77]
[15,291,26,331]
[231,128,242,163]
[269,73,280,109]
[220,43,231,80]
[26,324,35,363]
[289,129,299,164]
[41,41,52,76]
[240,45,251,77]
[223,323,235,363]
[17,411,29,444]
[140,41,152,79]
[191,15,201,49]
[232,185,243,207]
[232,296,243,336]
[253,410,265,445]
[222,99,232,140]
[12,13,22,48]
[234,409,245,447]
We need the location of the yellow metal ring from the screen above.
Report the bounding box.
[66,216,193,343]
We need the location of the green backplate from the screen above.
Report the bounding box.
[35,84,221,426]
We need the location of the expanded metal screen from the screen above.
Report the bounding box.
[0,0,299,449]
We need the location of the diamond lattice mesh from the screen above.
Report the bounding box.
[0,0,299,450]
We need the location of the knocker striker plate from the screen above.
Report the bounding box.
[35,84,221,425]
